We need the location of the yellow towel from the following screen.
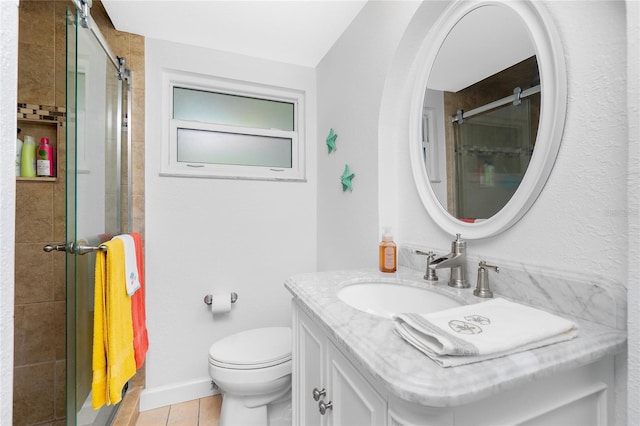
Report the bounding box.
[92,238,136,409]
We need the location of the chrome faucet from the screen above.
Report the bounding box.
[428,234,469,288]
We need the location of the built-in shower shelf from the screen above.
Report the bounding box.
[16,106,64,181]
[16,177,57,182]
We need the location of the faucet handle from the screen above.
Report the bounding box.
[474,261,499,298]
[415,249,435,259]
[415,250,439,282]
[478,260,499,272]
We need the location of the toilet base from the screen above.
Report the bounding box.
[267,394,292,426]
[220,394,267,426]
[218,387,292,426]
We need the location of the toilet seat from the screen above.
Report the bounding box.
[209,326,291,370]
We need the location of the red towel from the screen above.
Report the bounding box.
[130,232,149,369]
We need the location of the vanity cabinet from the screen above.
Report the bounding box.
[292,300,615,426]
[293,303,386,425]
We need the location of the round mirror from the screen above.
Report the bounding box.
[409,1,566,239]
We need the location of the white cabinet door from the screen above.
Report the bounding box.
[294,303,387,426]
[294,305,326,426]
[326,342,387,426]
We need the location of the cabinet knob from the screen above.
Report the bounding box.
[318,400,333,415]
[312,387,326,401]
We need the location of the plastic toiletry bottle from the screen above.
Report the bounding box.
[20,135,36,177]
[36,137,54,177]
[379,227,397,273]
[484,162,494,187]
[16,128,23,177]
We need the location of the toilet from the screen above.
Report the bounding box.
[208,326,292,426]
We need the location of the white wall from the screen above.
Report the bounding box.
[0,0,18,423]
[626,1,640,422]
[316,1,422,270]
[318,0,637,424]
[142,38,317,409]
[423,89,447,207]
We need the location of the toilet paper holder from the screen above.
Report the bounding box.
[204,292,238,306]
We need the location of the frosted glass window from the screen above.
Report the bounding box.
[162,70,305,181]
[177,128,292,168]
[173,87,294,131]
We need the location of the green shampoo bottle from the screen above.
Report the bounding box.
[20,135,36,177]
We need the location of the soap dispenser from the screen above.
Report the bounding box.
[379,227,397,273]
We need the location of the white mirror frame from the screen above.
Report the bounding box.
[408,0,567,239]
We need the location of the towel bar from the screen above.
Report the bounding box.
[74,243,108,255]
[203,292,238,306]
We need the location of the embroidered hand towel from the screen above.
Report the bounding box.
[114,234,141,296]
[393,298,578,367]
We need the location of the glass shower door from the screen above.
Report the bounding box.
[66,8,129,425]
[453,100,533,220]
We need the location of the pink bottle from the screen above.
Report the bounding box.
[36,137,54,177]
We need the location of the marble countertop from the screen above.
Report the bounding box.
[284,267,628,407]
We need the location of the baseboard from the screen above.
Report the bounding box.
[139,378,220,411]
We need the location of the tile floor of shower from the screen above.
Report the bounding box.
[135,395,221,425]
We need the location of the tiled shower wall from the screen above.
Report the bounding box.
[14,1,145,424]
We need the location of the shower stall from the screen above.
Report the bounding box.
[59,2,131,424]
[452,92,536,220]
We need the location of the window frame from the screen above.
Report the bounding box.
[161,69,306,181]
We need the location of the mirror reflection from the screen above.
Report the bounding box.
[423,4,540,222]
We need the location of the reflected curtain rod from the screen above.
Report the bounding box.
[451,85,541,124]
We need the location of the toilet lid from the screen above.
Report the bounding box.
[209,327,291,369]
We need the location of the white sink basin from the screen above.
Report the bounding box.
[337,281,463,319]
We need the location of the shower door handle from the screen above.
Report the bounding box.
[43,242,72,253]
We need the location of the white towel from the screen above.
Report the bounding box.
[393,298,578,367]
[113,234,141,296]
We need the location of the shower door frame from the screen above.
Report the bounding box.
[66,2,132,424]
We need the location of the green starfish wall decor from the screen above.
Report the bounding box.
[326,128,337,154]
[341,164,355,192]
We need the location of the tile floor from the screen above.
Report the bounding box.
[135,395,221,425]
